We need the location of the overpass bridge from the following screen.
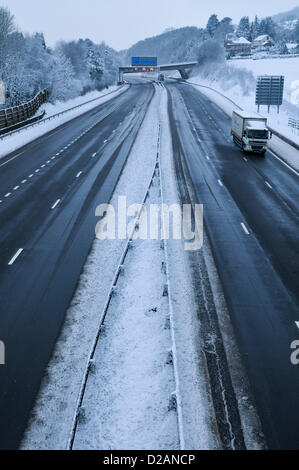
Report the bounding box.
[119,61,197,82]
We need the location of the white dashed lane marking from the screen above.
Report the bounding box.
[265,181,273,190]
[51,199,61,210]
[241,223,250,235]
[8,248,23,266]
[0,121,123,206]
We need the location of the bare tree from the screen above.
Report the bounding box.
[0,7,15,41]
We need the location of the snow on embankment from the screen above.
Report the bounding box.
[230,57,299,140]
[191,56,299,147]
[0,85,128,161]
[188,57,299,171]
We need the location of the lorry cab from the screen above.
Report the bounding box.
[231,111,271,156]
[243,123,271,154]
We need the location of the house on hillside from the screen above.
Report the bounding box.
[225,36,252,56]
[252,34,275,48]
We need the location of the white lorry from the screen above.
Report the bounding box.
[231,111,272,155]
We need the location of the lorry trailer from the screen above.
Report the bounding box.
[231,111,272,155]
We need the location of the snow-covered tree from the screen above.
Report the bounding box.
[236,17,251,40]
[50,51,78,101]
[259,17,277,39]
[206,14,220,38]
[251,16,260,40]
[215,17,234,41]
[0,7,14,41]
[293,20,299,42]
[197,39,225,66]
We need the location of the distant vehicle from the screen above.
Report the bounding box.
[231,111,272,155]
[159,74,165,82]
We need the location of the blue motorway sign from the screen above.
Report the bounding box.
[131,57,158,67]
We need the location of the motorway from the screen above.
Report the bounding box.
[166,81,299,450]
[0,77,298,450]
[0,81,154,449]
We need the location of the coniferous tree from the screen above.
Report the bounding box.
[236,16,251,40]
[206,14,220,38]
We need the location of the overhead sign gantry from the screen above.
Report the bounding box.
[118,57,197,82]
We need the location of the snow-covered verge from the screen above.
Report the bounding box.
[190,57,299,146]
[0,85,129,161]
[229,57,299,142]
[230,57,298,106]
[39,87,119,118]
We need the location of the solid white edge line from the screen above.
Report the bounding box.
[268,150,299,177]
[241,223,250,235]
[8,248,23,266]
[0,152,24,168]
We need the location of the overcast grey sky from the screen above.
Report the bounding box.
[3,0,299,50]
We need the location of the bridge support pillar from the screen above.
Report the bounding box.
[178,69,188,80]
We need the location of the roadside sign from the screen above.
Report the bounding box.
[256,75,284,113]
[131,57,158,67]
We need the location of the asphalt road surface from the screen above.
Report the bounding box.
[0,81,154,449]
[166,80,299,450]
[0,78,298,450]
